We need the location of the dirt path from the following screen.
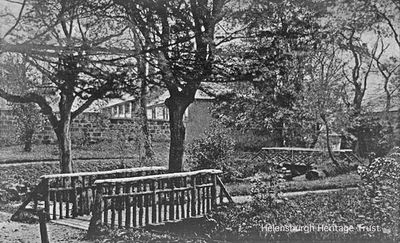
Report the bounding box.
[0,211,92,243]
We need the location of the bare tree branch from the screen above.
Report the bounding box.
[2,0,27,38]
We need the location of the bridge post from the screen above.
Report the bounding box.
[211,174,217,209]
[43,179,50,220]
[87,184,103,239]
[71,177,78,218]
[191,175,197,216]
[39,209,49,243]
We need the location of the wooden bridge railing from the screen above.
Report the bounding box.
[11,166,167,221]
[88,169,233,233]
[255,147,361,165]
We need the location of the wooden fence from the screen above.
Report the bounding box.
[11,166,167,221]
[88,169,233,232]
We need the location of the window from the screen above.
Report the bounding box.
[112,106,118,117]
[146,108,152,119]
[119,105,124,117]
[162,107,169,120]
[125,103,130,117]
[152,108,156,119]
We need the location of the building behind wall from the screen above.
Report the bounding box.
[103,90,215,143]
[0,89,216,146]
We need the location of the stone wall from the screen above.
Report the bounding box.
[0,110,170,146]
[0,110,18,145]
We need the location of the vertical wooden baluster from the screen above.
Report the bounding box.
[197,176,201,215]
[158,179,163,223]
[110,183,115,228]
[65,177,69,218]
[151,180,157,224]
[79,177,84,216]
[125,182,131,228]
[185,176,190,217]
[180,177,185,219]
[52,181,56,220]
[116,183,122,228]
[103,185,108,226]
[59,178,63,219]
[175,178,180,221]
[202,175,206,214]
[87,176,92,212]
[138,181,143,226]
[132,182,137,228]
[71,177,78,218]
[43,179,50,221]
[144,181,149,226]
[206,175,211,213]
[211,174,217,210]
[85,176,91,214]
[169,179,175,221]
[163,180,167,222]
[219,180,224,204]
[191,175,197,216]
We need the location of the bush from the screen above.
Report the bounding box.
[186,125,238,182]
[358,151,400,241]
[207,189,393,242]
[348,115,395,157]
[233,133,273,152]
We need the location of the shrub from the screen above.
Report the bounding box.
[186,125,238,182]
[348,115,395,157]
[233,133,273,152]
[358,151,400,241]
[11,103,45,152]
[208,190,392,242]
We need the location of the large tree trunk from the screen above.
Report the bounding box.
[273,121,285,147]
[55,92,74,173]
[320,114,339,167]
[138,56,154,164]
[165,96,191,172]
[56,118,73,173]
[139,82,155,163]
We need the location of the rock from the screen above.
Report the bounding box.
[0,183,24,202]
[305,169,326,180]
[0,189,8,203]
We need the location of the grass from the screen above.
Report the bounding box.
[226,173,361,196]
[0,141,170,163]
[0,158,168,186]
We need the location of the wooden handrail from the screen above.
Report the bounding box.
[88,169,226,234]
[40,166,167,179]
[12,167,167,222]
[262,147,353,152]
[94,169,223,185]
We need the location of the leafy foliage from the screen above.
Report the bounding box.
[186,125,238,182]
[213,0,323,146]
[358,150,400,241]
[11,103,45,152]
[348,114,395,157]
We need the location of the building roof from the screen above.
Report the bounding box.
[147,89,214,107]
[102,94,137,108]
[103,83,231,109]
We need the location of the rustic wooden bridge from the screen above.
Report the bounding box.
[11,167,233,232]
[254,147,361,165]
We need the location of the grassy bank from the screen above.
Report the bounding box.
[0,142,169,163]
[226,173,361,196]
